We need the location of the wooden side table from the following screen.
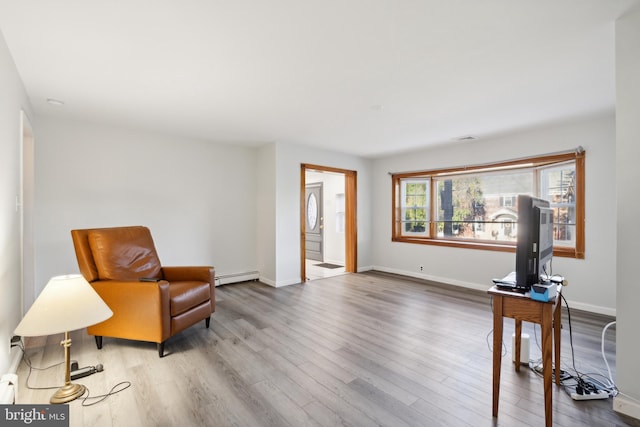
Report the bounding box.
[488,285,562,427]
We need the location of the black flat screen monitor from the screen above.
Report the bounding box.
[515,194,554,290]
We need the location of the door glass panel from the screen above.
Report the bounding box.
[307,193,318,229]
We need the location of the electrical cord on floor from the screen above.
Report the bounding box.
[601,321,617,394]
[80,381,132,406]
[560,293,616,396]
[526,294,618,398]
[17,341,65,390]
[488,280,619,399]
[485,328,507,357]
[16,341,132,404]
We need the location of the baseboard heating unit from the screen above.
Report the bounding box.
[0,374,18,404]
[0,345,22,404]
[214,271,259,286]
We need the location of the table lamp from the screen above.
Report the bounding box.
[14,274,113,404]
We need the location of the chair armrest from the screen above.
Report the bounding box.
[162,266,215,284]
[89,279,171,341]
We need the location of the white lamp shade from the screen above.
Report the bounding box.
[15,274,113,337]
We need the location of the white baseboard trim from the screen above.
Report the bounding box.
[276,278,303,287]
[368,266,616,316]
[371,266,488,292]
[567,301,616,317]
[614,394,640,421]
[257,275,301,288]
[259,276,276,287]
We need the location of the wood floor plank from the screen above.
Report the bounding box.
[299,361,414,427]
[15,272,640,427]
[251,379,321,427]
[347,378,444,427]
[258,347,378,427]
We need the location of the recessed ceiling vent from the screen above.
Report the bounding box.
[46,98,65,107]
[457,135,478,141]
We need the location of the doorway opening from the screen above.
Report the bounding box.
[301,164,357,282]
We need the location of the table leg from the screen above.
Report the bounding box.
[541,304,553,427]
[492,295,503,417]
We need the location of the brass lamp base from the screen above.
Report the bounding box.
[51,383,86,404]
[49,331,86,404]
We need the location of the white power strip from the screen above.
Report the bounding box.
[570,390,610,401]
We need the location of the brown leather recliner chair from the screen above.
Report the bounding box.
[71,226,215,357]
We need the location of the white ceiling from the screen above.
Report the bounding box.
[0,1,637,158]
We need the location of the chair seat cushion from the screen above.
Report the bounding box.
[88,227,162,281]
[170,281,211,316]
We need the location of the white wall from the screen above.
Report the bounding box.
[269,142,372,286]
[256,143,276,284]
[33,116,258,293]
[614,4,640,419]
[32,118,373,294]
[372,114,617,315]
[0,30,33,375]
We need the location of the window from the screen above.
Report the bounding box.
[392,151,585,258]
[501,196,516,207]
[539,163,577,247]
[400,179,430,235]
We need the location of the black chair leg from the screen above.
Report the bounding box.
[205,316,211,328]
[95,336,103,349]
[158,342,165,358]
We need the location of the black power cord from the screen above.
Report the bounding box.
[528,294,616,397]
[80,381,132,406]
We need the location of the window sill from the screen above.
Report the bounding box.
[391,237,582,259]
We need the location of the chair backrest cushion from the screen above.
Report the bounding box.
[71,228,100,282]
[87,226,163,281]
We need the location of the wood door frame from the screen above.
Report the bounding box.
[301,163,357,282]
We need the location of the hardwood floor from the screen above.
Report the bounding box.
[17,272,640,426]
